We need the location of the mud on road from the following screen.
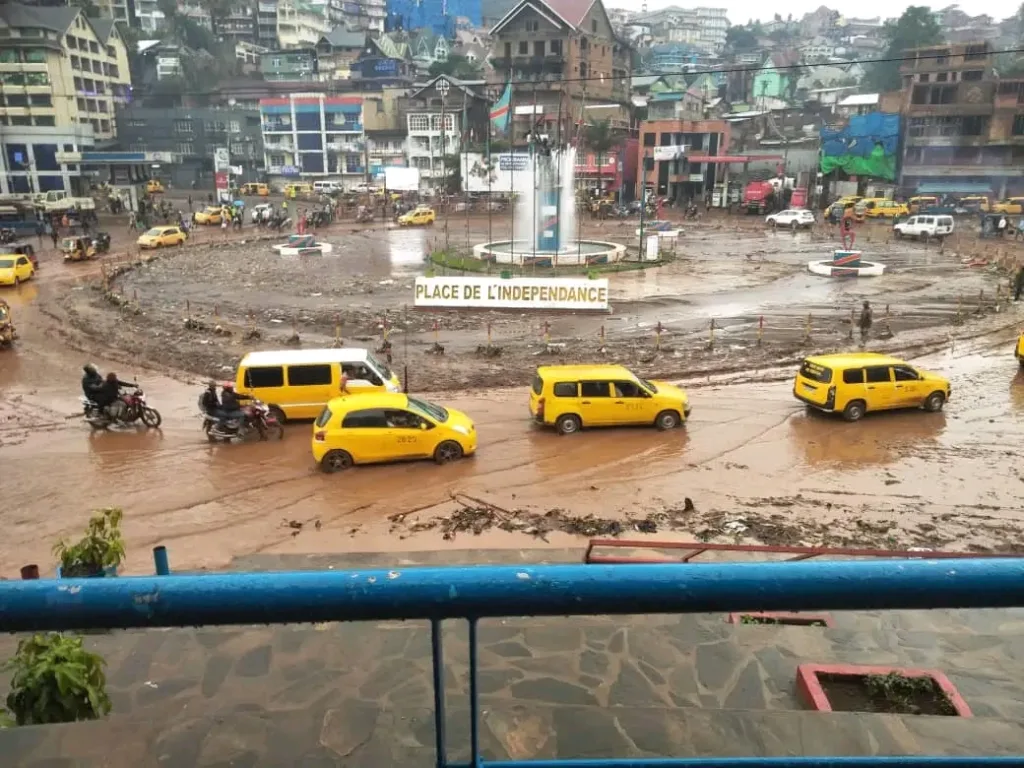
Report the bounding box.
[52,214,1021,391]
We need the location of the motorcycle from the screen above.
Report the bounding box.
[83,386,162,430]
[92,232,111,253]
[202,399,284,443]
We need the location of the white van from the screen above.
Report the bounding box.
[235,348,401,422]
[312,180,342,195]
[893,215,954,241]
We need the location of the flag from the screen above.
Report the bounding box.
[490,81,511,135]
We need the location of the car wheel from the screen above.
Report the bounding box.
[268,406,286,425]
[923,392,946,412]
[556,414,582,435]
[655,410,681,430]
[321,449,353,473]
[842,400,866,422]
[433,440,463,464]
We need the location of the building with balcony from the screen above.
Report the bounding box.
[405,76,489,190]
[0,5,132,193]
[351,35,414,91]
[257,0,280,48]
[315,27,365,80]
[897,41,1024,197]
[214,4,260,45]
[115,106,265,188]
[490,0,630,145]
[277,0,331,48]
[260,93,365,184]
[637,118,730,201]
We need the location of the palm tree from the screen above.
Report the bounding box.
[583,119,618,200]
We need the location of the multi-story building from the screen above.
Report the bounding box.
[260,93,365,184]
[490,0,631,144]
[0,5,132,193]
[693,7,726,53]
[898,41,1024,198]
[115,106,264,188]
[257,0,280,47]
[277,0,331,48]
[260,48,319,81]
[637,118,730,201]
[214,4,260,45]
[315,27,366,80]
[95,0,133,27]
[404,76,488,190]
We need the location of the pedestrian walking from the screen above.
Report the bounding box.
[35,219,44,248]
[47,221,58,249]
[1015,266,1024,302]
[858,300,873,342]
[187,195,193,213]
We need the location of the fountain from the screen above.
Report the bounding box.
[473,138,625,267]
[272,233,334,257]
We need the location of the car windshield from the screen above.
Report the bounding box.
[0,259,13,268]
[144,228,162,236]
[367,352,392,380]
[408,396,448,423]
[639,377,658,393]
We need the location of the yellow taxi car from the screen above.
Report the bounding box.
[993,197,1024,215]
[194,206,225,225]
[146,179,164,194]
[397,206,436,227]
[137,226,187,249]
[860,200,908,220]
[529,364,690,435]
[793,353,950,422]
[959,195,990,213]
[0,254,35,287]
[313,392,476,472]
[908,196,939,214]
[824,196,861,219]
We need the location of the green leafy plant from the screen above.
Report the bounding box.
[53,507,126,577]
[4,634,112,725]
[864,672,956,715]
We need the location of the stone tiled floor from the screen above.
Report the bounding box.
[3,550,1024,765]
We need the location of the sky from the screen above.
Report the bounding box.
[617,0,1021,25]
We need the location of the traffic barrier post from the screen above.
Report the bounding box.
[848,308,855,341]
[757,315,764,346]
[333,313,342,346]
[708,317,715,350]
[655,321,663,352]
[599,324,606,353]
[804,312,812,344]
[542,321,551,347]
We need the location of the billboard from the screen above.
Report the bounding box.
[385,166,419,191]
[820,112,900,181]
[461,152,532,194]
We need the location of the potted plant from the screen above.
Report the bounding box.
[53,507,125,578]
[4,633,112,725]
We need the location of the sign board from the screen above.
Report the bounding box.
[414,276,609,311]
[645,235,659,262]
[461,152,531,193]
[385,166,420,191]
[213,147,230,172]
[653,145,686,161]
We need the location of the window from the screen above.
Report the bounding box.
[287,364,332,386]
[962,69,983,81]
[936,72,947,82]
[918,73,929,83]
[34,116,55,127]
[842,369,864,384]
[525,20,539,32]
[550,40,562,56]
[504,42,511,58]
[315,408,332,428]
[384,409,425,428]
[613,381,643,397]
[29,94,51,107]
[580,381,610,397]
[89,40,99,53]
[70,55,80,69]
[67,36,77,49]
[76,97,86,111]
[534,41,544,56]
[341,409,388,428]
[553,382,578,397]
[87,98,97,112]
[92,60,101,73]
[173,119,193,134]
[893,366,919,382]
[244,366,285,388]
[10,116,31,127]
[25,49,46,63]
[229,120,240,133]
[5,94,28,107]
[176,142,194,155]
[518,41,528,54]
[1014,115,1024,136]
[591,18,597,31]
[865,366,891,384]
[74,76,82,90]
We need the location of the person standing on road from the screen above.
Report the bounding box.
[35,219,44,248]
[858,301,873,342]
[1014,266,1024,301]
[841,206,856,250]
[47,220,58,249]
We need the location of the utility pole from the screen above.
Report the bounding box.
[437,77,450,249]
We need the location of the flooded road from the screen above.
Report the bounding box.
[3,269,1024,575]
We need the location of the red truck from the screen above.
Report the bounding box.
[742,181,775,214]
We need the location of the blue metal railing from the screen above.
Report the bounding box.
[2,558,1024,767]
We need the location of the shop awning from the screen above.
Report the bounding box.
[916,182,992,194]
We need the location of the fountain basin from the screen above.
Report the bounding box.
[473,239,626,267]
[273,234,334,257]
[807,259,885,277]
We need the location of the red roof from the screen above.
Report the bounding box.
[543,0,593,27]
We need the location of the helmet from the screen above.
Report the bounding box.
[206,380,218,390]
[83,363,98,375]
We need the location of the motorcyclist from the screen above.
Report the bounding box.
[93,371,132,422]
[219,383,251,429]
[199,380,222,420]
[81,363,103,401]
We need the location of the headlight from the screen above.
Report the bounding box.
[452,425,470,436]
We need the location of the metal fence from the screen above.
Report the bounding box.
[2,558,1023,767]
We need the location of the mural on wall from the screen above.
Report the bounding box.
[820,112,900,181]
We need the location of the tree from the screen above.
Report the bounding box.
[428,55,481,79]
[725,25,759,52]
[583,119,619,198]
[866,6,943,92]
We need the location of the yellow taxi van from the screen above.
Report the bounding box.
[792,353,950,422]
[313,392,476,472]
[529,364,690,435]
[240,182,270,197]
[236,348,401,422]
[1015,334,1024,367]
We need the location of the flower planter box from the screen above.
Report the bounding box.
[55,565,118,579]
[727,611,834,627]
[797,663,972,717]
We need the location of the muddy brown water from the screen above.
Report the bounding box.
[3,224,1024,576]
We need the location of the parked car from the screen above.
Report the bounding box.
[893,215,954,241]
[137,226,187,249]
[765,209,816,230]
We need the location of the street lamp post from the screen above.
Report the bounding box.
[436,78,450,250]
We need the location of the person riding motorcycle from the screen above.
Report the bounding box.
[199,380,222,420]
[218,383,251,430]
[81,363,104,401]
[92,371,132,422]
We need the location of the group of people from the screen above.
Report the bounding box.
[199,381,250,429]
[80,364,132,422]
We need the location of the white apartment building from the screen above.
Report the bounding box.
[406,111,460,190]
[694,7,727,53]
[633,6,728,54]
[277,0,331,48]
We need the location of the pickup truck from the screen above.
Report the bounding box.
[33,191,96,213]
